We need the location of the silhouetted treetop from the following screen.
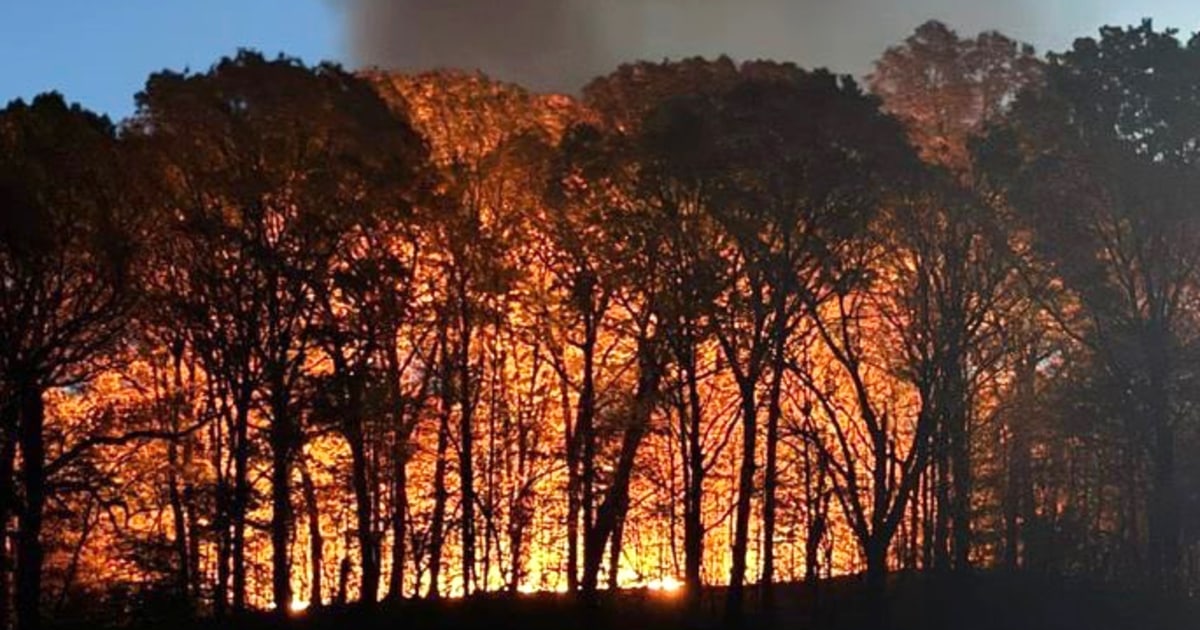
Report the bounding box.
[871,19,1041,172]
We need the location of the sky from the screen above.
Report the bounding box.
[341,0,1200,95]
[2,1,1200,121]
[0,0,341,120]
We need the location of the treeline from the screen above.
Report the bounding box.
[1,18,1198,630]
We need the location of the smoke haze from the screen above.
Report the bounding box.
[335,0,1200,92]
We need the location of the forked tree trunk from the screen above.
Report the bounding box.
[582,334,661,598]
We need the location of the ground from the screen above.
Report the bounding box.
[54,571,1200,630]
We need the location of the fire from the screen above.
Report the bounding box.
[645,577,683,594]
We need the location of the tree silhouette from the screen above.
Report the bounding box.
[132,51,429,614]
[982,21,1200,593]
[0,94,143,630]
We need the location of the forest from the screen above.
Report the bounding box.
[1,17,1199,630]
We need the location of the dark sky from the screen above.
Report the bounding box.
[336,0,1200,92]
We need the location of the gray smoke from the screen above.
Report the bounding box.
[333,0,1196,93]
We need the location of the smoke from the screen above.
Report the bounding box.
[337,0,613,91]
[333,0,1184,93]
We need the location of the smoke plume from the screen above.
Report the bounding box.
[334,1,1186,93]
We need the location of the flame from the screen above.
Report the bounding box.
[645,577,683,594]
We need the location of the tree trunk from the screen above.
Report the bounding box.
[184,446,201,601]
[607,512,624,591]
[166,439,191,608]
[349,424,379,604]
[427,426,449,598]
[947,362,971,572]
[725,384,757,624]
[577,317,599,597]
[335,557,350,605]
[213,423,230,618]
[563,374,580,595]
[1,396,18,630]
[932,426,951,572]
[231,397,250,613]
[456,303,476,598]
[427,343,452,600]
[269,388,294,616]
[864,535,889,629]
[582,406,650,597]
[803,441,829,592]
[761,325,787,609]
[388,450,408,600]
[1004,352,1035,570]
[1149,420,1179,592]
[583,335,661,599]
[181,375,202,603]
[300,460,323,609]
[682,350,704,611]
[1146,327,1180,594]
[508,509,525,595]
[15,381,44,630]
[166,341,193,611]
[384,332,418,602]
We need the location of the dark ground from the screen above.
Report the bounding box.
[57,571,1200,630]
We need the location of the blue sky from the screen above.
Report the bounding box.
[1,0,342,121]
[3,1,1199,122]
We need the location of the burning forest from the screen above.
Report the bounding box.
[0,11,1199,630]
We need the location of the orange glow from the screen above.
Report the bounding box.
[31,68,996,614]
[645,577,683,594]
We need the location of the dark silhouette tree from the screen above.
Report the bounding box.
[132,51,429,615]
[628,64,916,620]
[549,122,671,601]
[980,21,1200,593]
[0,94,143,630]
[871,20,1042,571]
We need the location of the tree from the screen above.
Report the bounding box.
[549,122,670,600]
[870,20,1041,174]
[310,201,432,604]
[712,64,917,610]
[133,51,429,614]
[0,94,142,630]
[980,21,1200,592]
[871,20,1041,570]
[573,60,743,603]
[370,70,583,596]
[540,128,619,598]
[630,64,915,619]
